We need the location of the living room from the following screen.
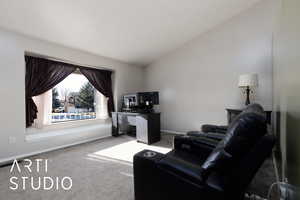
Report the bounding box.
[0,0,299,199]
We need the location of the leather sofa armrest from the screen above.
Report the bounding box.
[134,150,165,171]
[201,124,228,134]
[134,150,166,200]
[174,135,216,156]
[134,150,165,162]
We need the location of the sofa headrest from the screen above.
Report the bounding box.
[242,103,264,115]
[200,111,267,178]
[222,111,267,155]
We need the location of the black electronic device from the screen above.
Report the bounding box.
[122,92,159,113]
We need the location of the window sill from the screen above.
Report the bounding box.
[26,118,111,142]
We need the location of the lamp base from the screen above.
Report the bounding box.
[245,86,251,106]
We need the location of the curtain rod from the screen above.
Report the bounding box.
[25,51,114,72]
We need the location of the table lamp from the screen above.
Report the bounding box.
[238,74,258,105]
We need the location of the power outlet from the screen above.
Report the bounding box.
[9,136,16,144]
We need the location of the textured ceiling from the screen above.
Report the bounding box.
[0,0,262,66]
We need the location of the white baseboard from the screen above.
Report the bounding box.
[161,129,186,135]
[0,135,110,166]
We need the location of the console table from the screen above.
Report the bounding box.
[112,112,161,145]
[226,108,272,125]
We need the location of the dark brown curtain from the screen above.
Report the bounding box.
[25,56,76,127]
[80,68,115,116]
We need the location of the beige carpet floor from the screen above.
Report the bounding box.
[0,135,172,200]
[0,134,275,200]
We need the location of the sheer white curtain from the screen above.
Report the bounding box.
[95,90,109,120]
[32,90,52,128]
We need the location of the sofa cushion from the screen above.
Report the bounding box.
[158,150,208,184]
[200,110,267,179]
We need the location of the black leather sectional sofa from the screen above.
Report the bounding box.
[133,104,275,200]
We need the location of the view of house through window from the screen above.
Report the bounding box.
[52,73,96,123]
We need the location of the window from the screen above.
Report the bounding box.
[52,73,96,123]
[32,73,108,128]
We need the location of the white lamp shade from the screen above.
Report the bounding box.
[238,74,258,88]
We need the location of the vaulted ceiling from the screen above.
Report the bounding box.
[0,0,262,66]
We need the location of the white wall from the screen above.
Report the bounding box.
[145,0,277,133]
[0,28,144,162]
[273,0,300,184]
